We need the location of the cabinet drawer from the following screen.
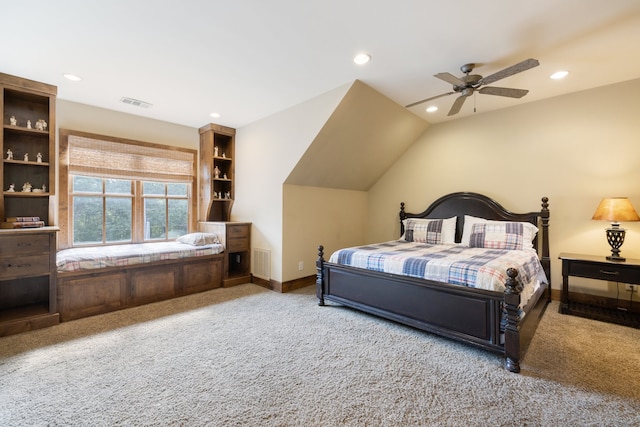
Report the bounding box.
[0,254,51,279]
[227,237,249,252]
[0,234,50,257]
[227,225,249,239]
[569,261,640,284]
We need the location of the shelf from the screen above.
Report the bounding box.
[4,160,50,166]
[3,125,49,136]
[564,301,640,328]
[3,192,50,197]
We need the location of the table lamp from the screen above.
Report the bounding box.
[591,197,640,261]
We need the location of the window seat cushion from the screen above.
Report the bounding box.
[57,241,224,273]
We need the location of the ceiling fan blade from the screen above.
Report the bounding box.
[448,95,468,116]
[434,72,465,86]
[478,86,529,98]
[405,92,455,108]
[479,58,539,85]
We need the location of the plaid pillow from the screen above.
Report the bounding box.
[404,219,444,244]
[468,222,526,250]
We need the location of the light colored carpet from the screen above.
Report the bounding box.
[1,284,639,426]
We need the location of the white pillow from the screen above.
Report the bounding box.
[176,232,220,246]
[460,215,538,249]
[402,217,457,244]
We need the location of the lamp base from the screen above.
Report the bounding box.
[605,225,626,262]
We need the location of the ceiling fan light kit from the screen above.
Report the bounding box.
[406,58,540,116]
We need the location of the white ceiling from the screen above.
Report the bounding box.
[2,0,640,129]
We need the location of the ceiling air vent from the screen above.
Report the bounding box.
[120,97,153,109]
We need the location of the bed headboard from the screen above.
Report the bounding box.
[399,192,551,282]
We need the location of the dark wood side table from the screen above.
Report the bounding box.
[559,253,640,328]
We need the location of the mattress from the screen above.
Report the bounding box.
[57,241,224,273]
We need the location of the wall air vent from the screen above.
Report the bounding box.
[252,248,271,280]
[120,97,153,109]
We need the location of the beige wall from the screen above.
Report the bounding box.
[282,185,368,280]
[234,83,351,282]
[369,78,640,296]
[57,100,198,150]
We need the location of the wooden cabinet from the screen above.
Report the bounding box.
[559,252,640,328]
[199,123,236,222]
[1,73,57,226]
[0,227,59,336]
[199,221,251,287]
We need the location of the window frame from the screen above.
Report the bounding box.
[59,129,197,249]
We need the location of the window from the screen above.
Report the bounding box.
[59,130,197,249]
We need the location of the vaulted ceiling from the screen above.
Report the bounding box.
[2,1,639,129]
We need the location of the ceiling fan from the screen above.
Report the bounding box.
[406,58,540,116]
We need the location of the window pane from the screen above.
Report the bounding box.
[144,198,166,239]
[106,197,132,242]
[105,179,131,194]
[143,181,165,195]
[167,182,188,196]
[73,196,103,244]
[73,176,102,193]
[168,199,188,238]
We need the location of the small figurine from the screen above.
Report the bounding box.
[22,182,32,193]
[223,173,227,179]
[42,184,46,192]
[26,120,32,129]
[35,119,44,131]
[225,191,231,199]
[7,183,15,192]
[24,153,29,162]
[36,152,42,163]
[222,152,226,158]
[6,149,13,160]
[214,166,220,178]
[42,120,47,131]
[214,146,219,157]
[9,116,17,126]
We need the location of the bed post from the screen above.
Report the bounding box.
[503,268,522,373]
[316,245,325,306]
[540,197,551,302]
[399,202,407,236]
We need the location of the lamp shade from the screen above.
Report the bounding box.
[591,197,640,222]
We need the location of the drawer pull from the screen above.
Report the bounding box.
[17,242,32,247]
[8,263,32,268]
[599,270,620,276]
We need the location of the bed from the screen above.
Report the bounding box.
[316,192,551,373]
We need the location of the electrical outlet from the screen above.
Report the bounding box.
[298,261,304,271]
[625,284,637,293]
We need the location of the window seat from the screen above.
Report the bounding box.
[57,240,225,321]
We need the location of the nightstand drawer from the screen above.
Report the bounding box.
[0,234,51,257]
[0,254,51,279]
[227,237,249,252]
[569,262,639,284]
[227,225,249,239]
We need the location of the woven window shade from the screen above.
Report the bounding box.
[67,134,194,182]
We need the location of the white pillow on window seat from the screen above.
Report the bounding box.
[176,232,220,246]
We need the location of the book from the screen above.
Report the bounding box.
[4,216,40,222]
[0,220,45,229]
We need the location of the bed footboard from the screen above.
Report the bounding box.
[316,246,541,373]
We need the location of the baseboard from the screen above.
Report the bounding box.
[252,275,315,293]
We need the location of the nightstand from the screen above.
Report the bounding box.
[559,253,640,328]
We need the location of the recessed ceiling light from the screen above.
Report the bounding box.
[550,70,569,80]
[353,53,371,65]
[210,112,220,118]
[426,106,438,113]
[63,73,82,81]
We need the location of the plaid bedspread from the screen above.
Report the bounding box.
[328,241,545,293]
[57,241,224,273]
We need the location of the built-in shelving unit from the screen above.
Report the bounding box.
[199,123,236,222]
[0,73,59,336]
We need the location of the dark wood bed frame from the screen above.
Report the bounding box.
[316,192,550,373]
